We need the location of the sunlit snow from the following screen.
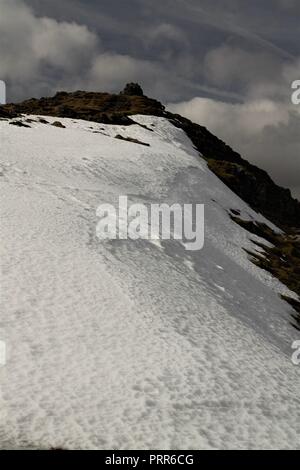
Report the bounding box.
[0,115,299,449]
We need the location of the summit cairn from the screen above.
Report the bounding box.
[121,83,144,96]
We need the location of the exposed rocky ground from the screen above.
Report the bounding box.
[0,85,164,125]
[229,214,300,328]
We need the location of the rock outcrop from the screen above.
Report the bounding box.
[0,87,164,125]
[167,113,300,230]
[120,83,144,96]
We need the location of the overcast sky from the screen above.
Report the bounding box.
[1,0,299,199]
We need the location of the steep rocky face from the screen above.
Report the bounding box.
[1,84,299,230]
[166,113,300,230]
[0,106,18,119]
[229,215,300,329]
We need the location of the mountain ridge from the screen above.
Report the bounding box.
[1,84,299,320]
[1,84,299,231]
[1,104,300,449]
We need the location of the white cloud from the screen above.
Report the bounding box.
[0,0,178,100]
[31,18,98,71]
[89,54,158,91]
[169,97,290,135]
[0,0,99,98]
[86,53,186,100]
[0,0,97,80]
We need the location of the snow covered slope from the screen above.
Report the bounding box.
[0,115,299,449]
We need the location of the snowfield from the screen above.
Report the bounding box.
[0,115,299,449]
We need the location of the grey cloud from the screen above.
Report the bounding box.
[203,46,284,93]
[0,0,100,100]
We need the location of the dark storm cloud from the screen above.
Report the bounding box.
[18,0,300,100]
[1,0,299,199]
